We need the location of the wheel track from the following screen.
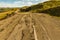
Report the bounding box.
[6,14,27,40]
[37,14,60,27]
[0,14,18,26]
[0,13,60,40]
[20,14,35,40]
[35,13,60,40]
[30,13,38,40]
[0,14,25,40]
[32,13,51,40]
[0,14,20,31]
[5,14,25,40]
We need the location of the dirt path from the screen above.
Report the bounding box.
[0,13,60,40]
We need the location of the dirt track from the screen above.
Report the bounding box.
[0,13,60,40]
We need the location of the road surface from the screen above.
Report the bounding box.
[0,13,60,40]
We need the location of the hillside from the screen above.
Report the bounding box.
[20,1,60,16]
[0,8,18,20]
[0,1,60,20]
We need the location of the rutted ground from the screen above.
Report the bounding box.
[0,13,60,40]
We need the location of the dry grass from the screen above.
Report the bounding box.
[0,13,7,19]
[0,11,14,20]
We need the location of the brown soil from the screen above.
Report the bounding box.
[0,13,60,40]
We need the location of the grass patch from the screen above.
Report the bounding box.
[0,13,7,20]
[0,11,15,20]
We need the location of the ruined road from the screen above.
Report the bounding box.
[0,13,60,40]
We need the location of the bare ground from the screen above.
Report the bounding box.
[0,13,60,40]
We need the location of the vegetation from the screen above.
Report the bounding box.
[0,1,60,20]
[0,11,16,20]
[40,6,60,16]
[0,13,7,20]
[0,8,17,20]
[20,1,60,16]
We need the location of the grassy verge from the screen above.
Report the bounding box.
[0,13,7,20]
[0,11,15,20]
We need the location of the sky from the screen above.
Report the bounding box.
[0,0,48,7]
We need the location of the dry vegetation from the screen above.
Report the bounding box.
[20,1,60,16]
[0,8,17,20]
